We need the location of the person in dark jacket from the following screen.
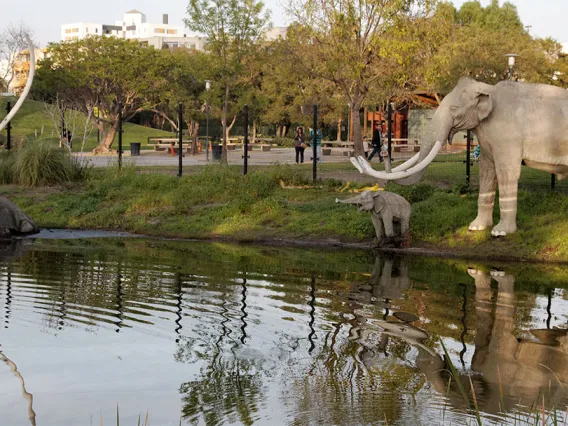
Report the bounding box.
[294,127,305,163]
[368,128,383,162]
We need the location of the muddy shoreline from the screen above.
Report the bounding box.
[15,227,568,265]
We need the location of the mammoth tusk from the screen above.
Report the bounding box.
[0,35,35,133]
[392,152,420,172]
[350,157,365,174]
[356,141,442,181]
[351,151,420,174]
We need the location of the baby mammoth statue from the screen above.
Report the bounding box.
[336,190,411,246]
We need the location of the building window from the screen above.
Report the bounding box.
[95,28,98,33]
[72,28,79,33]
[154,28,165,34]
[86,28,89,33]
[167,29,177,35]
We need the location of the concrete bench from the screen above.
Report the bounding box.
[342,149,354,157]
[322,148,332,156]
[260,144,271,152]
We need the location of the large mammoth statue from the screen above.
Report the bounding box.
[351,77,568,236]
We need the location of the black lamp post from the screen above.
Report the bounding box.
[205,80,211,161]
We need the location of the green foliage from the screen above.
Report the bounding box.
[10,141,89,187]
[34,37,171,152]
[0,151,16,184]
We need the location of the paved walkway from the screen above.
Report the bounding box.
[76,148,356,167]
[74,146,466,168]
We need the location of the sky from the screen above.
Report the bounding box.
[1,0,568,48]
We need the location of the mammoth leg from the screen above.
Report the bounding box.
[381,211,394,238]
[370,214,385,243]
[399,210,410,236]
[469,152,496,231]
[492,160,521,237]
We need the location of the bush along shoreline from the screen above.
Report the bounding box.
[0,148,567,263]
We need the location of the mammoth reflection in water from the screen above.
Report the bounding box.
[0,239,34,263]
[350,261,568,414]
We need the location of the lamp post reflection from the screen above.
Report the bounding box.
[240,271,248,345]
[308,274,316,353]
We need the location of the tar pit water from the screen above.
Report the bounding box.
[1,237,567,425]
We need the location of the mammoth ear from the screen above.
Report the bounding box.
[476,91,493,122]
[373,193,386,212]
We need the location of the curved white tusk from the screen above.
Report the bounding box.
[357,141,442,180]
[350,157,364,174]
[392,152,420,172]
[0,35,35,133]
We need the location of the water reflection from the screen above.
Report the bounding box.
[0,240,567,425]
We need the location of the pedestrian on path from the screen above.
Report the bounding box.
[294,127,306,163]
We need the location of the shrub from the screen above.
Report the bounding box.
[12,141,87,187]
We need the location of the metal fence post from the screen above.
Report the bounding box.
[387,102,393,160]
[551,174,556,191]
[313,105,318,182]
[178,102,183,177]
[5,102,11,150]
[118,103,123,169]
[466,130,472,187]
[243,104,249,175]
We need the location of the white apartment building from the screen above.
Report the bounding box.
[265,27,288,41]
[61,10,185,42]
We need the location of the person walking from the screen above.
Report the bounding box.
[368,127,383,162]
[294,127,306,164]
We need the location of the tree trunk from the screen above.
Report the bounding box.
[282,124,287,137]
[252,122,257,143]
[276,125,281,138]
[92,119,119,154]
[337,118,342,142]
[352,98,363,157]
[225,114,237,141]
[221,84,229,164]
[191,121,199,156]
[363,107,368,138]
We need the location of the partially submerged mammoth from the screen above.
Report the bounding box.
[351,77,568,236]
[0,197,39,238]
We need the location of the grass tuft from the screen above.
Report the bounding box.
[9,141,90,186]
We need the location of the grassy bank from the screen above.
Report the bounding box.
[0,97,172,152]
[2,163,568,262]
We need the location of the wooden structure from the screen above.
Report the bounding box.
[363,91,442,143]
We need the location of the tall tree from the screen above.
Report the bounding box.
[34,37,164,154]
[0,23,33,92]
[286,0,434,156]
[185,0,270,164]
